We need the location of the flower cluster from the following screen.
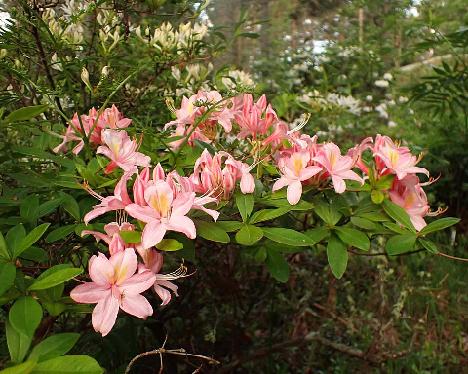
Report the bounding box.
[54,105,132,154]
[62,91,439,337]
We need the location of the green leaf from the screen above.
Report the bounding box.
[0,360,37,373]
[0,262,16,296]
[249,207,291,224]
[304,227,330,244]
[20,195,39,222]
[31,355,103,374]
[262,228,313,246]
[5,104,48,123]
[61,195,81,221]
[6,319,32,363]
[119,230,142,244]
[235,193,254,222]
[327,236,348,279]
[15,223,50,258]
[370,190,385,204]
[0,231,11,259]
[9,296,43,338]
[155,239,183,251]
[382,200,415,231]
[334,227,370,251]
[385,234,417,255]
[350,217,377,230]
[37,198,64,218]
[216,221,243,232]
[314,203,342,226]
[28,266,82,291]
[194,220,230,243]
[383,222,408,234]
[265,250,289,282]
[6,225,26,258]
[29,333,80,362]
[235,225,263,246]
[46,225,77,243]
[419,238,438,254]
[419,217,460,236]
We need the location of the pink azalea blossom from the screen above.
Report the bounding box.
[84,173,133,224]
[272,151,322,205]
[235,94,278,139]
[137,248,185,305]
[97,129,151,174]
[53,106,132,155]
[373,135,429,180]
[389,174,429,231]
[125,180,196,249]
[70,248,156,336]
[164,91,234,149]
[82,222,135,255]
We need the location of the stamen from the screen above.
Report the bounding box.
[83,181,104,201]
[288,113,311,134]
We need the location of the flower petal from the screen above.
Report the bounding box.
[119,270,156,294]
[141,220,167,249]
[167,215,196,239]
[286,180,302,205]
[89,253,114,286]
[120,293,153,319]
[110,248,138,285]
[70,282,109,304]
[92,294,120,336]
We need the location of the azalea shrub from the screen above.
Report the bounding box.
[0,88,461,372]
[0,1,465,373]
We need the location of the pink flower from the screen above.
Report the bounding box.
[125,180,196,249]
[97,130,151,174]
[389,174,429,231]
[235,94,278,139]
[53,106,132,155]
[83,173,133,224]
[82,222,135,255]
[373,135,429,180]
[313,143,364,194]
[272,151,322,205]
[70,248,156,336]
[137,249,185,306]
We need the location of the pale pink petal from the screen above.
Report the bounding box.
[142,221,167,249]
[92,294,120,336]
[331,175,346,193]
[110,248,138,284]
[81,230,112,245]
[410,215,427,231]
[299,166,322,181]
[154,284,173,306]
[167,216,196,239]
[70,283,110,304]
[119,270,156,294]
[125,204,158,223]
[84,206,113,224]
[338,169,364,184]
[286,180,302,205]
[171,192,195,217]
[120,293,153,319]
[272,177,289,192]
[89,253,114,285]
[240,173,255,194]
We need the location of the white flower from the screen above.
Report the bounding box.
[375,103,388,119]
[388,121,397,128]
[383,73,393,81]
[398,96,409,103]
[374,80,389,88]
[366,95,373,102]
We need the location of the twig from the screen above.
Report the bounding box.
[437,252,468,262]
[124,346,220,374]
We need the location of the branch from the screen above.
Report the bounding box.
[124,347,220,374]
[437,252,468,262]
